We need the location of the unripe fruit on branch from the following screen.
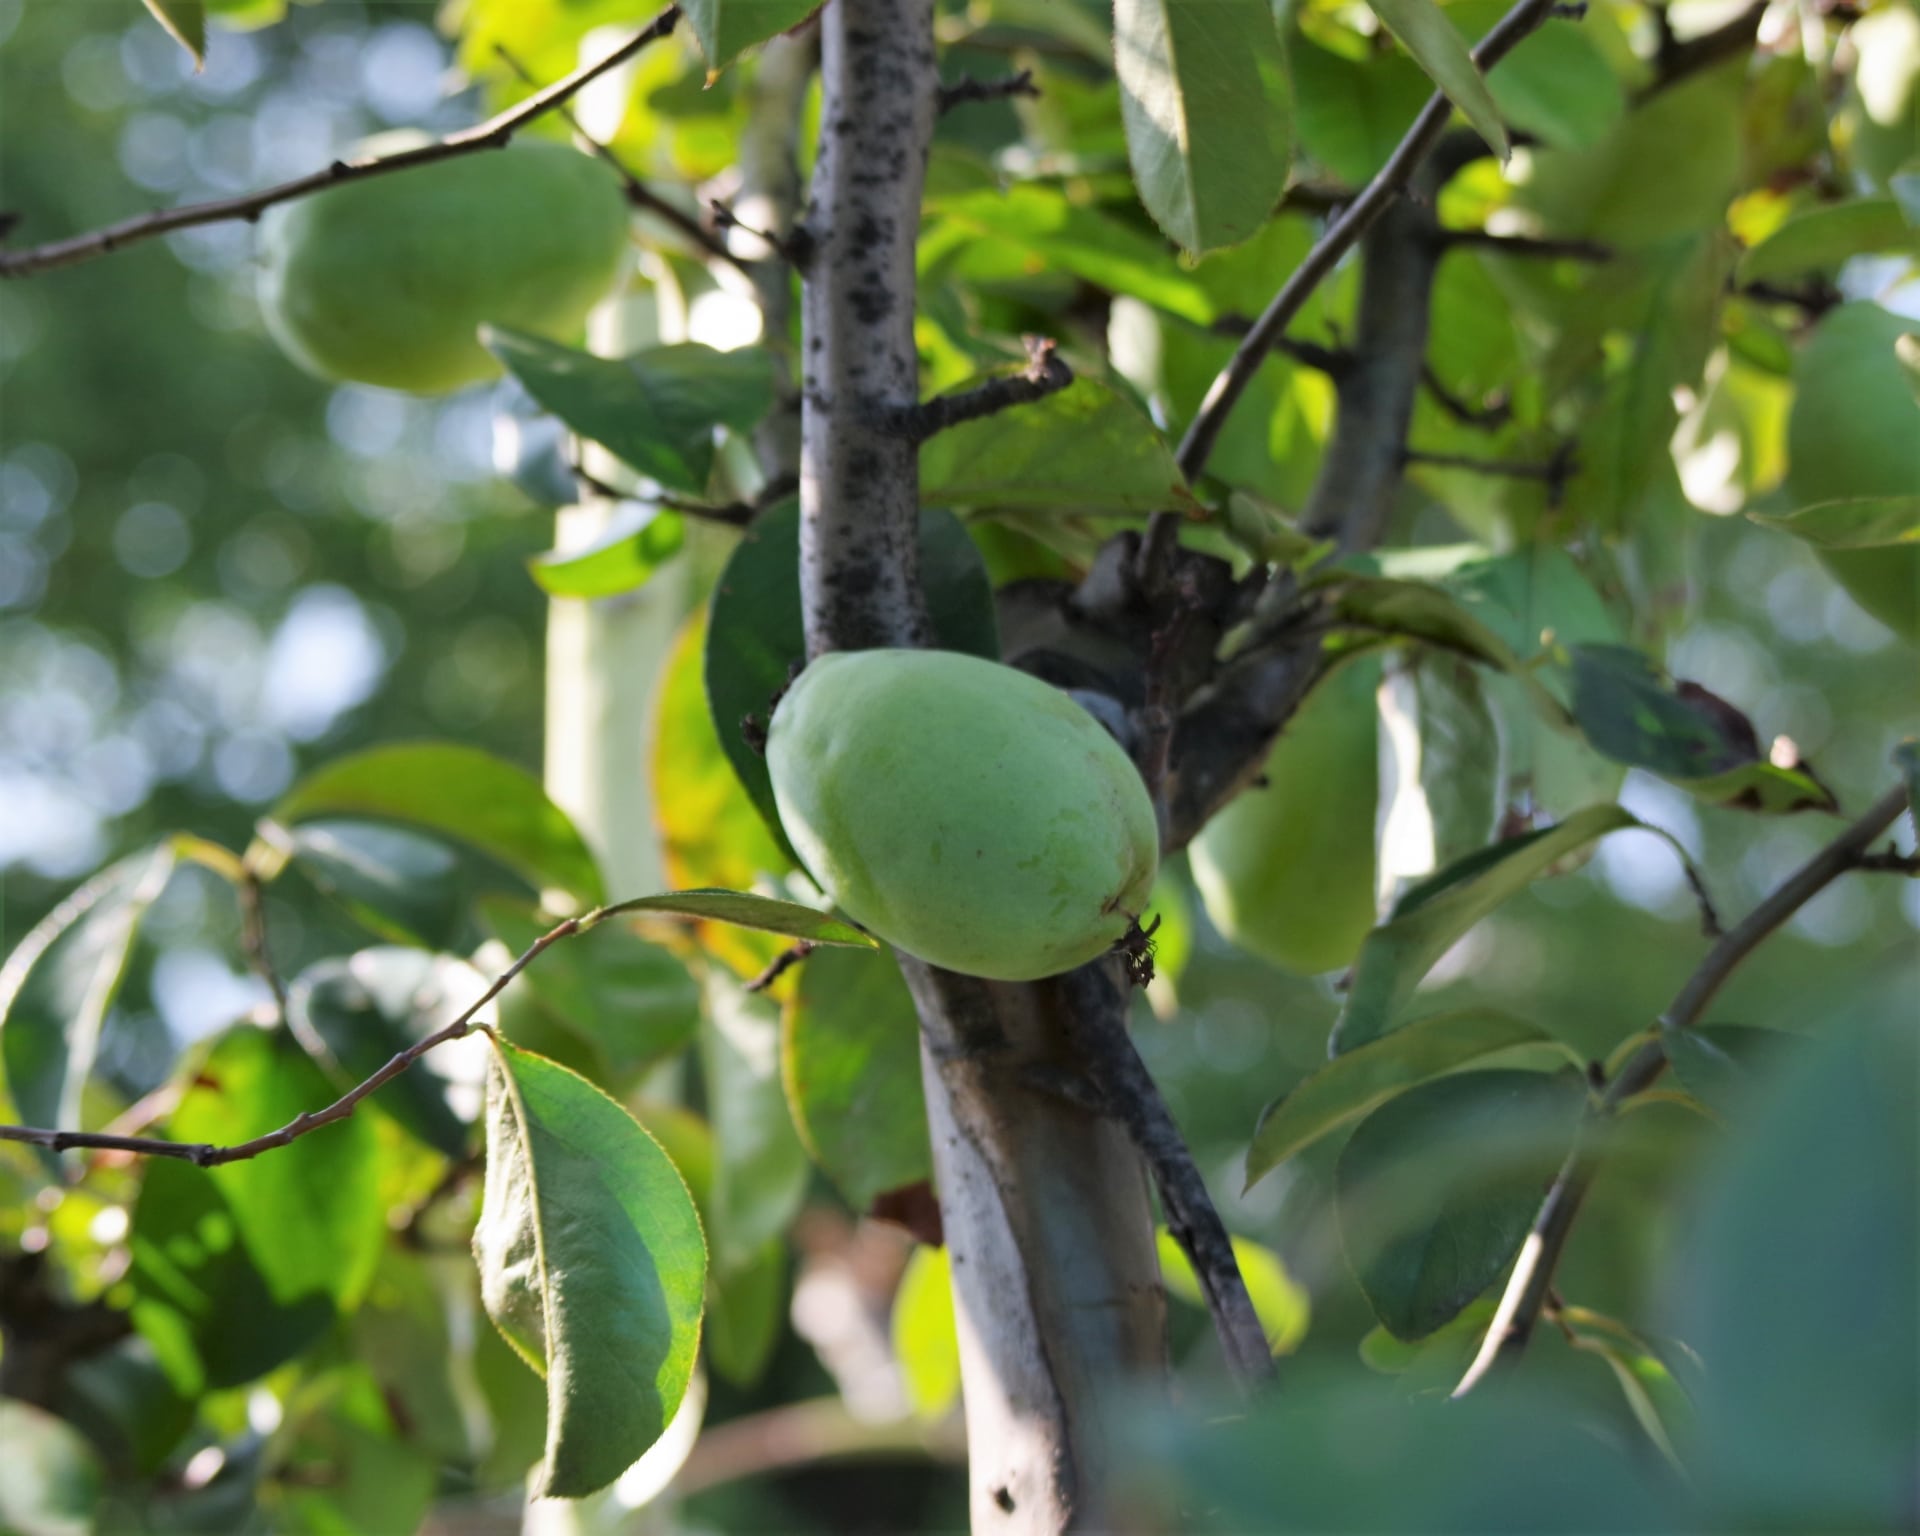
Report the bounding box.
[1190,656,1381,976]
[259,135,630,395]
[767,650,1159,982]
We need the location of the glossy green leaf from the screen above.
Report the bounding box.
[130,1026,383,1392]
[700,975,811,1273]
[0,844,175,1131]
[529,504,686,600]
[1337,1070,1582,1339]
[1748,495,1920,548]
[681,0,820,71]
[276,741,605,909]
[483,328,777,497]
[287,948,487,1156]
[784,945,930,1210]
[474,1036,707,1498]
[481,896,700,1084]
[891,1244,961,1420]
[280,820,464,950]
[1247,1010,1569,1188]
[1157,1229,1311,1355]
[141,0,206,67]
[1568,644,1838,813]
[705,499,998,856]
[1737,197,1919,284]
[0,1399,104,1536]
[919,185,1216,325]
[1369,0,1507,159]
[1112,0,1292,253]
[920,378,1187,512]
[1332,804,1640,1053]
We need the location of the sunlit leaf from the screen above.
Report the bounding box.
[1737,197,1919,284]
[1337,1071,1582,1339]
[529,504,686,600]
[474,1036,706,1498]
[0,844,176,1131]
[1157,1229,1311,1355]
[1113,0,1292,253]
[1248,1010,1570,1188]
[783,945,929,1210]
[891,1244,961,1420]
[277,742,605,910]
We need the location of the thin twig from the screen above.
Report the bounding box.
[0,7,682,279]
[493,42,745,273]
[744,940,816,993]
[874,335,1073,442]
[1643,0,1767,99]
[1403,444,1577,487]
[936,68,1040,114]
[1453,780,1914,1397]
[235,867,287,1024]
[1435,229,1613,262]
[1058,971,1278,1391]
[1171,0,1557,488]
[1421,365,1512,429]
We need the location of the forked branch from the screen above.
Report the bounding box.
[0,6,683,279]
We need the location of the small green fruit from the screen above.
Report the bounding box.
[1190,657,1380,975]
[767,649,1159,982]
[1787,300,1920,646]
[259,135,630,395]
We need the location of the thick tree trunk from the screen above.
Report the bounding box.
[796,3,1168,1528]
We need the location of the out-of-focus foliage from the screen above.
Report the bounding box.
[1,0,1916,1530]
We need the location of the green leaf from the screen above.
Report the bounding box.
[276,742,605,910]
[1667,1006,1916,1527]
[1290,39,1431,184]
[1737,197,1920,284]
[783,946,930,1210]
[130,1026,384,1392]
[1157,1229,1311,1355]
[141,0,206,68]
[474,1036,707,1498]
[1660,1024,1798,1122]
[264,1367,438,1536]
[529,504,686,600]
[891,1245,961,1420]
[1445,1,1623,150]
[705,499,998,857]
[1567,644,1838,814]
[1337,1071,1582,1339]
[1748,495,1920,548]
[55,1337,195,1479]
[286,949,485,1156]
[280,820,463,950]
[705,1239,788,1388]
[482,329,777,497]
[680,0,820,71]
[479,896,700,1083]
[1368,0,1508,160]
[1375,652,1506,908]
[0,1399,104,1536]
[699,976,811,1273]
[618,890,875,947]
[0,844,175,1131]
[920,378,1188,512]
[1332,805,1641,1053]
[1247,1010,1570,1188]
[1112,0,1293,253]
[920,185,1217,325]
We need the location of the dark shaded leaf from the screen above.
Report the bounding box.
[1337,1071,1583,1339]
[281,820,463,950]
[1660,1024,1799,1121]
[681,0,821,71]
[699,976,810,1273]
[474,1037,706,1497]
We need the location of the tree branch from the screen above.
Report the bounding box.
[1643,0,1768,100]
[1171,0,1559,485]
[1421,366,1512,429]
[0,6,682,279]
[1435,228,1613,261]
[1452,779,1914,1397]
[492,41,745,275]
[873,336,1074,442]
[937,69,1041,114]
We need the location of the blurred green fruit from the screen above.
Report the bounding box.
[1191,656,1380,975]
[1786,301,1920,645]
[767,650,1159,982]
[259,135,630,395]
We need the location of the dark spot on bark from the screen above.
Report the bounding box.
[993,1487,1016,1514]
